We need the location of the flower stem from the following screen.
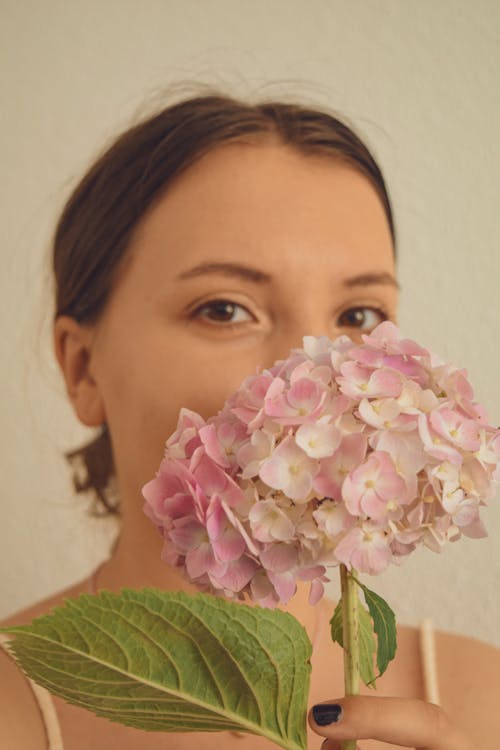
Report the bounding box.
[340,563,359,750]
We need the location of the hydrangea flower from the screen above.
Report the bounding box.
[143,322,499,608]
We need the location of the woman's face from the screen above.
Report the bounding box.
[87,141,398,502]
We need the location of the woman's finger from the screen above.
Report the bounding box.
[308,696,474,750]
[320,740,360,750]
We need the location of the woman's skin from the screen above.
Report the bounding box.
[2,141,499,749]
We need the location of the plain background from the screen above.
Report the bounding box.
[1,0,499,647]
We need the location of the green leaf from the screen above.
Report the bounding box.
[329,597,344,648]
[353,579,397,678]
[329,596,377,688]
[1,589,311,750]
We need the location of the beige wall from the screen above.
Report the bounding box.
[1,0,499,645]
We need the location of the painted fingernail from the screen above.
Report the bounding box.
[312,703,343,726]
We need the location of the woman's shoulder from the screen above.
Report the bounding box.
[416,623,500,746]
[2,577,91,628]
[0,576,92,750]
[435,624,500,663]
[434,625,500,703]
[397,620,500,694]
[395,618,500,665]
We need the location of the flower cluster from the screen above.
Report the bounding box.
[143,322,500,607]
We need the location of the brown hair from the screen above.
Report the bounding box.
[53,88,397,515]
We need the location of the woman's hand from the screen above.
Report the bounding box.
[308,696,475,749]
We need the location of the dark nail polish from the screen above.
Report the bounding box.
[312,703,343,726]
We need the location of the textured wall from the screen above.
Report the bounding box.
[1,0,499,645]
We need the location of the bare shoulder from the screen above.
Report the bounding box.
[2,577,90,628]
[435,627,500,747]
[436,626,500,693]
[0,578,91,750]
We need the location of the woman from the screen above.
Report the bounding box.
[1,91,497,749]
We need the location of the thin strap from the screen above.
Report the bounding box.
[419,618,441,705]
[0,633,64,749]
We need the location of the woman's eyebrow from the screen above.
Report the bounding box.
[342,272,400,290]
[176,262,272,284]
[176,263,399,291]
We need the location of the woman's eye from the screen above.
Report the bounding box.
[192,299,254,325]
[337,306,388,331]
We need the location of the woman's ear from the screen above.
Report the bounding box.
[54,316,106,427]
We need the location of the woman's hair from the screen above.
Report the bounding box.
[53,88,396,515]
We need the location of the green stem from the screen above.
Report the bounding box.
[340,564,359,750]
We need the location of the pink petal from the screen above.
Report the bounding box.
[268,571,297,603]
[287,378,324,411]
[296,565,326,581]
[461,518,488,538]
[368,368,403,398]
[374,469,406,501]
[308,580,324,605]
[199,424,231,469]
[250,570,279,607]
[168,517,206,552]
[351,541,391,575]
[212,527,246,562]
[341,474,363,516]
[359,490,386,519]
[211,555,258,592]
[295,421,342,459]
[260,543,298,573]
[186,544,226,579]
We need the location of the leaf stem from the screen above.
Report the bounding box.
[340,564,359,750]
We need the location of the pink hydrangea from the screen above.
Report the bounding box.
[143,322,500,608]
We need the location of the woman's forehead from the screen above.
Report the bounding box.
[125,142,395,283]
